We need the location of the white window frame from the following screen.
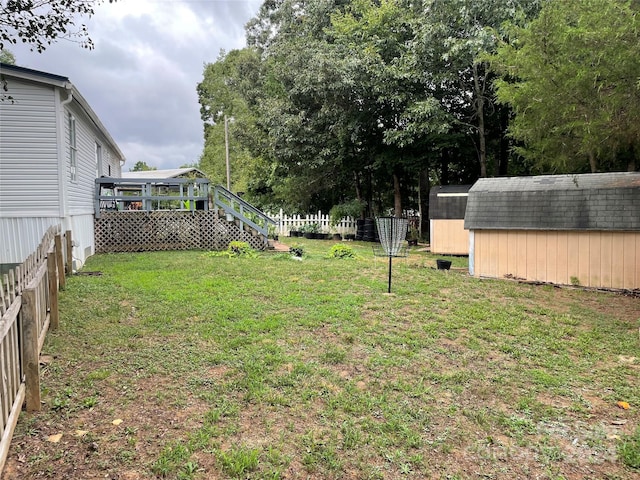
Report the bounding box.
[95,142,102,178]
[69,113,77,182]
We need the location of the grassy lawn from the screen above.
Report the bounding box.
[5,239,640,479]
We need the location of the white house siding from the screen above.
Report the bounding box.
[0,77,60,216]
[1,65,124,267]
[66,213,95,270]
[98,148,122,177]
[66,103,99,215]
[0,217,61,266]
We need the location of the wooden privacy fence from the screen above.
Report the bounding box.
[0,226,70,476]
[269,210,357,237]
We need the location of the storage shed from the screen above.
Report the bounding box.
[429,185,471,255]
[465,172,640,290]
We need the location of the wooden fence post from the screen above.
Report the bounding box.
[47,251,59,330]
[22,288,41,412]
[65,230,73,274]
[54,235,65,290]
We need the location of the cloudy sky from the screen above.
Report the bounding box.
[9,0,263,171]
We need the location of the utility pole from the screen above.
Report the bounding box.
[225,115,230,190]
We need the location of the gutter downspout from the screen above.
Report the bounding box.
[57,84,74,221]
[58,84,74,262]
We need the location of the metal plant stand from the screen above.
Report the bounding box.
[375,217,409,293]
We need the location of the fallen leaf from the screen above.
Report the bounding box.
[617,401,630,410]
[612,419,627,426]
[47,433,63,443]
[112,418,123,426]
[74,430,89,437]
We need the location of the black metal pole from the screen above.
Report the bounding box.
[388,218,393,293]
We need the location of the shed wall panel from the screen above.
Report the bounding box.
[609,234,624,289]
[622,235,637,289]
[600,232,612,288]
[525,233,536,281]
[429,219,469,255]
[546,232,558,284]
[472,230,640,290]
[535,231,547,282]
[578,233,590,286]
[0,78,60,216]
[557,232,569,285]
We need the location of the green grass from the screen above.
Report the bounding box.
[7,239,639,480]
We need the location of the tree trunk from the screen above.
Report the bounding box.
[628,144,637,172]
[418,167,430,240]
[353,170,365,218]
[393,173,402,217]
[588,151,597,173]
[498,107,509,176]
[473,63,488,178]
[441,149,449,185]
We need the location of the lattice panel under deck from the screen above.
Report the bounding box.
[95,211,266,253]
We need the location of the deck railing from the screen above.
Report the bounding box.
[213,185,276,247]
[95,177,210,218]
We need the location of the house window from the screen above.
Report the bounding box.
[69,114,77,182]
[95,142,102,177]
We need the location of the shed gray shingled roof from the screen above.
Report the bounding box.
[429,185,471,220]
[464,172,640,231]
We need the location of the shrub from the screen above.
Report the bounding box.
[329,199,366,226]
[327,244,355,259]
[227,241,256,257]
[204,242,257,258]
[289,243,304,257]
[300,223,319,234]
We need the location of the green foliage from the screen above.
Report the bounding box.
[0,0,118,53]
[299,223,319,234]
[329,199,366,226]
[227,241,256,258]
[129,161,156,172]
[203,241,257,258]
[490,0,640,173]
[618,427,640,470]
[216,445,260,477]
[289,242,304,257]
[326,244,355,259]
[0,48,15,64]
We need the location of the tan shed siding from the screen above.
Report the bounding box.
[430,219,469,255]
[473,230,640,289]
[621,233,640,289]
[0,78,59,216]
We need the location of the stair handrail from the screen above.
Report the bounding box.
[213,185,276,242]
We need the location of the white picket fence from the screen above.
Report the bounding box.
[268,209,357,236]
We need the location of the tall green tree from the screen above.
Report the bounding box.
[491,0,640,172]
[330,0,450,216]
[130,161,156,172]
[197,48,276,205]
[413,0,542,177]
[0,47,14,63]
